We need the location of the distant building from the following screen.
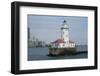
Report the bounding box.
[28,27,30,41]
[28,28,46,47]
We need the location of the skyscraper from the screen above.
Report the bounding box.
[28,27,30,41]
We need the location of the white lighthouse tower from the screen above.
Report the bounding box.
[61,20,69,43]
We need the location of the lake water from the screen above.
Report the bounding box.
[28,45,88,61]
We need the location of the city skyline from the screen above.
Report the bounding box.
[28,15,88,45]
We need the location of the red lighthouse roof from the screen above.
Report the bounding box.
[51,39,65,43]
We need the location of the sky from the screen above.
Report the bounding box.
[28,15,88,45]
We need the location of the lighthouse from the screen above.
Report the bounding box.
[48,20,76,56]
[61,20,69,43]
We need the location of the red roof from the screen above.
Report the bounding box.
[51,39,65,43]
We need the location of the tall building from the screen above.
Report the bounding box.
[28,27,30,41]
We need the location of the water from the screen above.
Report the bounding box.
[28,45,88,61]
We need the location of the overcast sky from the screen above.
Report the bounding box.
[28,15,88,45]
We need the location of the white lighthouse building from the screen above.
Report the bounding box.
[61,20,69,44]
[49,20,76,56]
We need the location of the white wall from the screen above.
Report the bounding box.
[0,0,99,76]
